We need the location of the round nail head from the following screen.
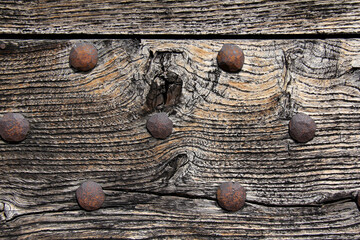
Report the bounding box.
[76,180,105,211]
[146,113,173,139]
[217,44,245,73]
[69,43,98,71]
[217,182,246,211]
[289,113,316,143]
[0,113,30,142]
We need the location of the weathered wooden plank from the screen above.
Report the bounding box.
[1,39,360,239]
[1,193,360,240]
[1,0,360,35]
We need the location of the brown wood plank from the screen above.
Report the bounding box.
[1,0,360,35]
[1,39,360,239]
[2,194,360,240]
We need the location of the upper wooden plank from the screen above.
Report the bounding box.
[1,0,360,35]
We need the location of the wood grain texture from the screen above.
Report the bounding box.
[1,39,360,239]
[1,0,360,35]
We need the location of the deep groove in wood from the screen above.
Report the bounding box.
[1,33,360,40]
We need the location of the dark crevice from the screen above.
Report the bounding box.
[1,33,360,40]
[143,52,183,114]
[246,200,321,208]
[158,153,189,182]
[248,197,354,208]
[104,188,356,208]
[111,189,215,201]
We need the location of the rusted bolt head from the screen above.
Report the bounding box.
[146,113,173,139]
[0,113,30,142]
[217,44,245,73]
[76,180,105,211]
[217,182,246,211]
[289,113,316,143]
[69,43,98,71]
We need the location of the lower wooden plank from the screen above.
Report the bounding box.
[2,192,360,239]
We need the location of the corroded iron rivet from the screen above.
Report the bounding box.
[0,43,5,50]
[146,113,173,139]
[217,182,246,212]
[217,44,245,73]
[289,113,316,143]
[76,180,105,211]
[69,43,98,71]
[0,113,30,142]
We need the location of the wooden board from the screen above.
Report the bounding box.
[1,39,360,239]
[1,0,360,35]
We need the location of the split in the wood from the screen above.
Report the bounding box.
[144,51,184,113]
[144,72,183,113]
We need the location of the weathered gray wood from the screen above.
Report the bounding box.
[1,39,360,239]
[1,0,360,35]
[1,193,360,240]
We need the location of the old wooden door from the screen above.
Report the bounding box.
[1,1,360,239]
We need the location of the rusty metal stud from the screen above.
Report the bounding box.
[146,113,173,139]
[76,180,105,211]
[217,44,245,73]
[289,113,316,143]
[69,43,98,71]
[0,113,30,142]
[217,182,246,211]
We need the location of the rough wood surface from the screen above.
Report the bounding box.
[1,39,360,239]
[1,0,360,35]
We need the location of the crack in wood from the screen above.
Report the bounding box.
[143,52,183,114]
